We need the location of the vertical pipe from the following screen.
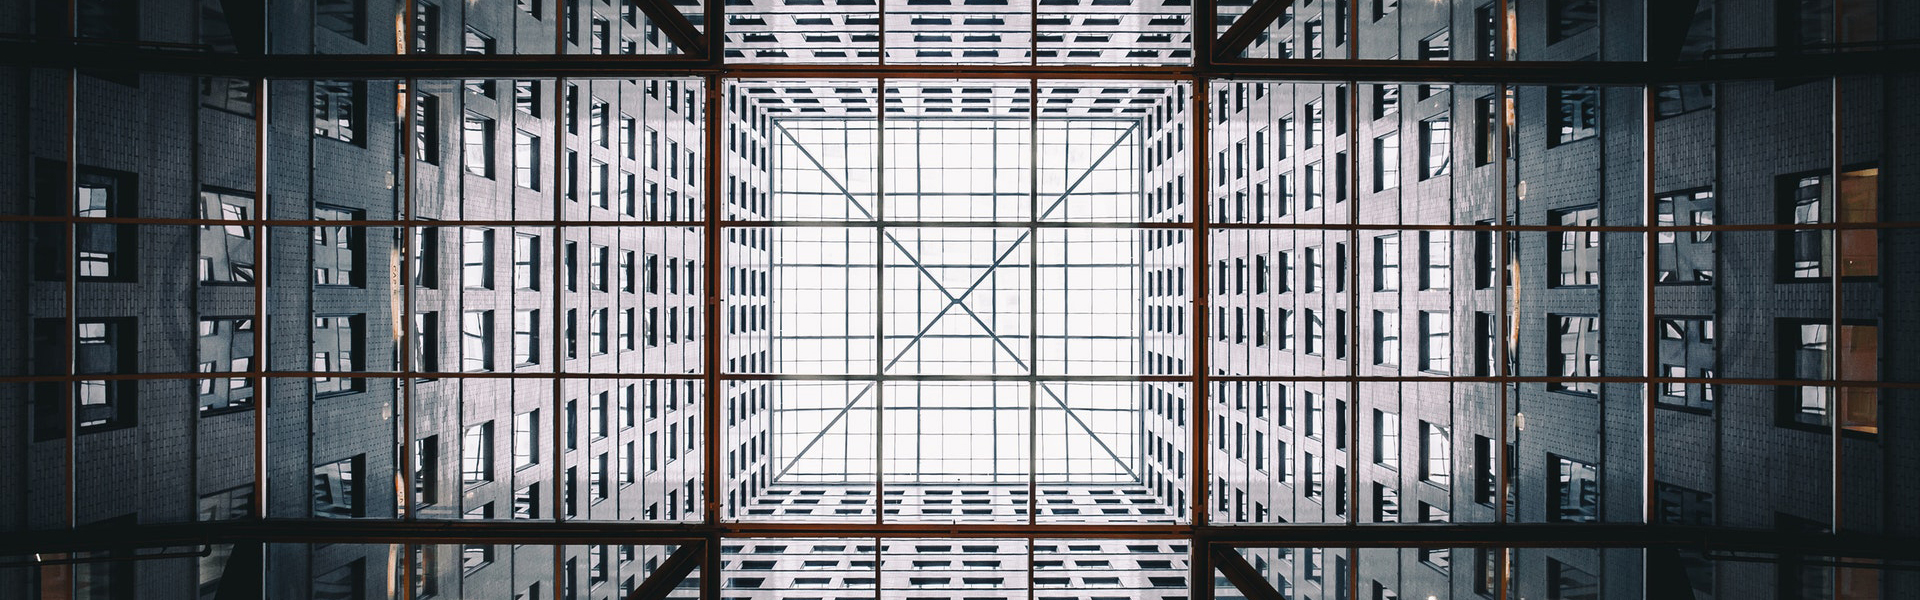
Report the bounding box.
[1344,5,1361,600]
[1188,75,1213,600]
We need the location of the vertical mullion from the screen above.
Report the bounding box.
[1188,74,1212,600]
[1827,75,1844,537]
[1344,5,1362,600]
[1827,7,1846,593]
[1639,83,1657,535]
[251,76,271,521]
[1028,79,1041,530]
[874,80,888,532]
[63,59,79,536]
[702,73,725,600]
[1027,73,1041,600]
[399,63,422,600]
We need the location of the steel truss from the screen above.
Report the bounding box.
[7,0,1919,598]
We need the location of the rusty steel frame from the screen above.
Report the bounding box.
[9,0,1915,599]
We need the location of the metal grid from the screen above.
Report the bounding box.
[5,0,1916,598]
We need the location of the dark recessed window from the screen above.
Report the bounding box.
[1547,86,1598,145]
[313,205,363,287]
[315,0,366,42]
[312,455,365,518]
[1549,314,1600,395]
[313,314,365,396]
[1547,0,1597,44]
[312,80,364,144]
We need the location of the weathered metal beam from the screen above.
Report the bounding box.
[1214,0,1297,61]
[6,521,1920,560]
[6,42,1919,83]
[625,541,705,600]
[1211,547,1287,600]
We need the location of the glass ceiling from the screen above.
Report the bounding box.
[5,0,1918,598]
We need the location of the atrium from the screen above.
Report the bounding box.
[1,0,1917,599]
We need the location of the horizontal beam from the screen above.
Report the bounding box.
[5,214,1919,233]
[6,41,1918,83]
[5,521,1916,559]
[4,371,1914,389]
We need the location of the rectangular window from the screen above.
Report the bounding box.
[414,436,440,507]
[1305,100,1323,149]
[1550,314,1601,395]
[1474,95,1498,166]
[1373,310,1400,366]
[462,310,494,372]
[464,112,495,178]
[315,0,366,41]
[1372,84,1398,119]
[1420,311,1451,374]
[1420,421,1451,486]
[197,317,256,413]
[1657,189,1717,284]
[591,244,609,291]
[1550,455,1599,522]
[515,484,539,519]
[414,93,440,164]
[312,80,363,144]
[1373,234,1399,291]
[1548,86,1599,145]
[464,227,495,289]
[1656,316,1718,411]
[1474,2,1498,60]
[1549,559,1598,600]
[1305,309,1324,356]
[591,99,610,146]
[590,160,609,208]
[198,188,256,285]
[514,130,541,189]
[312,315,364,396]
[412,312,439,374]
[1419,230,1451,289]
[1373,132,1399,191]
[462,422,493,485]
[1420,116,1450,179]
[515,310,541,366]
[1551,207,1600,286]
[515,80,541,116]
[514,410,540,469]
[1548,0,1599,43]
[312,455,364,518]
[313,206,363,287]
[513,232,539,290]
[1473,435,1497,505]
[1374,410,1399,470]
